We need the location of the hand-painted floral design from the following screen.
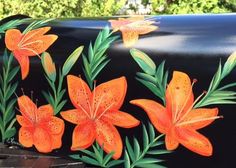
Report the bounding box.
[16,95,64,153]
[5,27,58,79]
[61,75,140,159]
[131,71,222,156]
[109,16,158,47]
[41,52,56,82]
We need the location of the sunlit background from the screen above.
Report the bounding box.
[0,0,236,19]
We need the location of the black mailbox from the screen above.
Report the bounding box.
[0,14,236,168]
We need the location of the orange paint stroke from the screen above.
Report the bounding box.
[16,95,64,153]
[109,16,158,47]
[131,71,222,156]
[61,76,140,159]
[5,27,58,79]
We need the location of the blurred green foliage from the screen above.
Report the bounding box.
[150,0,236,14]
[0,0,236,19]
[0,0,127,19]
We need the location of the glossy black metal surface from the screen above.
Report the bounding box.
[1,14,236,168]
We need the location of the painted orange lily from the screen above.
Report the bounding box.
[131,71,222,156]
[16,95,64,153]
[61,76,140,159]
[109,16,158,47]
[5,27,58,79]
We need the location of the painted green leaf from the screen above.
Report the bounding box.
[142,124,149,149]
[79,156,100,166]
[70,154,81,159]
[148,122,155,141]
[124,150,131,168]
[133,137,140,160]
[22,18,54,34]
[4,128,16,139]
[209,61,222,91]
[136,163,166,168]
[0,18,30,38]
[136,78,162,98]
[0,51,18,142]
[62,46,84,76]
[136,72,157,84]
[218,82,236,91]
[222,51,236,78]
[79,149,96,158]
[130,48,156,75]
[147,150,172,155]
[82,27,118,89]
[102,151,115,166]
[92,145,103,164]
[106,160,124,168]
[125,137,135,162]
[135,158,163,164]
[71,141,122,167]
[151,141,165,148]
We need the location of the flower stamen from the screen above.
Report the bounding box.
[20,40,43,48]
[177,90,206,123]
[176,115,223,127]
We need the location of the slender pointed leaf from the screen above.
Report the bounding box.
[102,151,115,166]
[136,163,166,168]
[130,48,156,75]
[136,78,162,98]
[133,137,140,160]
[124,150,131,168]
[79,149,96,159]
[136,72,156,84]
[79,156,100,166]
[125,137,135,162]
[4,128,16,139]
[62,46,84,76]
[91,60,110,80]
[147,150,172,155]
[148,122,155,141]
[135,158,164,165]
[107,160,124,168]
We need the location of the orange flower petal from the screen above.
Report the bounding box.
[181,108,219,130]
[5,29,22,51]
[44,116,65,135]
[18,35,58,57]
[18,127,33,147]
[61,109,89,124]
[17,95,37,122]
[22,27,51,43]
[67,75,92,114]
[130,99,171,134]
[95,119,122,159]
[102,110,140,128]
[166,71,194,121]
[175,127,213,156]
[16,115,32,127]
[137,25,158,35]
[120,29,139,47]
[93,77,127,117]
[109,19,131,31]
[51,132,63,150]
[13,52,30,79]
[37,104,53,122]
[165,133,179,150]
[71,120,95,150]
[33,127,52,153]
